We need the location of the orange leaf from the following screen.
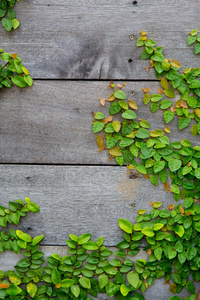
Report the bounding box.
[0,284,10,289]
[145,67,149,72]
[106,115,113,122]
[180,101,188,108]
[147,249,152,255]
[142,88,150,93]
[11,53,18,59]
[187,162,191,167]
[149,201,153,206]
[157,88,163,94]
[164,182,170,190]
[185,211,192,216]
[56,283,61,288]
[167,204,175,210]
[144,174,150,180]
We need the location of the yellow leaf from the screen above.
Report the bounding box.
[125,132,135,138]
[107,93,115,101]
[171,60,182,68]
[164,126,171,133]
[129,101,138,110]
[179,205,184,214]
[153,202,162,208]
[11,53,18,59]
[141,36,147,41]
[112,121,121,132]
[137,209,146,215]
[22,67,30,75]
[195,108,200,118]
[183,68,191,74]
[141,32,147,36]
[127,164,134,170]
[9,274,21,285]
[161,78,168,89]
[108,147,122,157]
[96,135,105,150]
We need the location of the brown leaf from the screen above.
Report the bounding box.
[106,115,113,122]
[185,211,192,216]
[145,67,150,72]
[187,162,191,167]
[180,101,188,108]
[144,174,150,180]
[129,101,138,110]
[117,83,126,89]
[195,198,199,203]
[170,106,176,112]
[107,79,114,88]
[100,98,106,106]
[171,59,182,68]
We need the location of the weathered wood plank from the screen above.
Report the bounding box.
[0,0,200,79]
[0,81,199,164]
[0,246,198,299]
[0,164,180,245]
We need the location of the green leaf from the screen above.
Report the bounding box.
[94,112,105,120]
[168,159,182,172]
[153,161,165,174]
[61,278,75,288]
[184,198,194,209]
[71,285,80,298]
[164,111,174,123]
[109,102,121,114]
[118,218,133,234]
[11,75,27,88]
[8,9,15,20]
[174,225,185,237]
[143,93,151,105]
[136,164,147,174]
[119,137,134,147]
[154,247,162,260]
[79,276,91,289]
[164,88,175,98]
[120,284,130,296]
[24,75,33,86]
[166,70,180,80]
[98,274,108,289]
[121,110,137,119]
[103,265,117,275]
[186,281,195,294]
[151,94,162,102]
[153,223,164,231]
[93,121,104,133]
[160,100,173,109]
[141,227,154,237]
[16,230,32,242]
[127,272,139,289]
[106,137,118,149]
[118,100,128,109]
[195,42,200,54]
[187,247,197,260]
[150,102,159,113]
[12,19,19,30]
[135,128,150,139]
[6,284,22,296]
[83,241,98,250]
[27,202,40,213]
[27,282,37,298]
[114,90,126,100]
[151,51,164,62]
[2,18,12,31]
[32,235,44,246]
[52,267,61,285]
[178,116,191,129]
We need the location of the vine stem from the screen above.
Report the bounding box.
[2,62,9,69]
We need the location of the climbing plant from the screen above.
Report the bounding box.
[0,0,20,31]
[0,198,199,299]
[0,49,33,88]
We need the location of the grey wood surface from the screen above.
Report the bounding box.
[0,80,199,164]
[0,246,198,300]
[0,164,176,245]
[0,0,200,79]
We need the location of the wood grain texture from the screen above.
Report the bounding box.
[0,0,200,79]
[0,80,199,164]
[0,164,183,245]
[0,246,198,299]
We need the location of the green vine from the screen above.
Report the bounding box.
[0,49,33,88]
[0,0,20,31]
[0,199,199,299]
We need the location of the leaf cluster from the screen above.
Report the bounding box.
[0,49,33,88]
[0,0,19,31]
[137,30,200,136]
